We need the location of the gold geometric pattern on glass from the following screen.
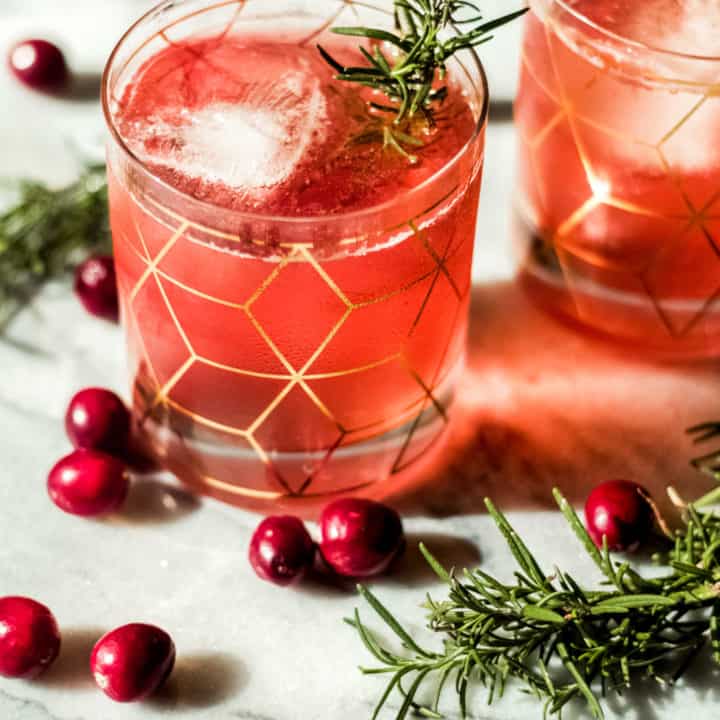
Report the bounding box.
[113,0,475,499]
[516,21,720,338]
[125,190,466,497]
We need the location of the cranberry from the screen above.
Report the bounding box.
[319,498,404,578]
[74,255,119,322]
[48,449,129,517]
[65,388,131,456]
[0,597,61,679]
[585,480,654,552]
[8,39,68,92]
[91,623,175,702]
[249,516,315,586]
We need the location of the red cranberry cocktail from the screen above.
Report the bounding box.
[103,0,488,511]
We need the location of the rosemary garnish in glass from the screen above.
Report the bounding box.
[350,431,720,719]
[318,0,528,160]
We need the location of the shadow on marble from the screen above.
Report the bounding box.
[66,72,102,102]
[301,566,356,596]
[151,652,245,709]
[298,550,364,595]
[395,281,720,517]
[0,332,51,357]
[40,626,104,689]
[489,98,514,122]
[296,532,481,594]
[120,476,201,525]
[568,646,720,720]
[384,532,481,588]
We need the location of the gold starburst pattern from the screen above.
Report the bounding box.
[516,16,720,342]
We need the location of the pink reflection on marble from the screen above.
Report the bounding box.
[394,281,720,516]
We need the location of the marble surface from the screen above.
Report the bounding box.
[2,2,720,719]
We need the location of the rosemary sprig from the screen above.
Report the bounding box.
[319,0,528,158]
[0,165,110,328]
[350,444,720,718]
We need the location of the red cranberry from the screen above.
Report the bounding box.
[0,597,61,679]
[65,388,131,456]
[249,516,315,586]
[319,498,404,578]
[48,449,129,517]
[74,255,119,322]
[585,480,653,552]
[8,39,68,92]
[91,623,175,702]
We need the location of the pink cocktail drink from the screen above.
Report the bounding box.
[103,0,487,510]
[515,0,720,356]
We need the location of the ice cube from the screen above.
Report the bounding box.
[118,43,329,196]
[126,79,326,194]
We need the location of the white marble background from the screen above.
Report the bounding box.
[1,2,719,720]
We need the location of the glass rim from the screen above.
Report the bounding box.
[553,0,720,63]
[101,0,489,227]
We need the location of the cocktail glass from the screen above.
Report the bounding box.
[102,0,488,512]
[515,0,720,357]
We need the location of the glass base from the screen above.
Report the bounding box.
[514,212,720,359]
[132,366,458,515]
